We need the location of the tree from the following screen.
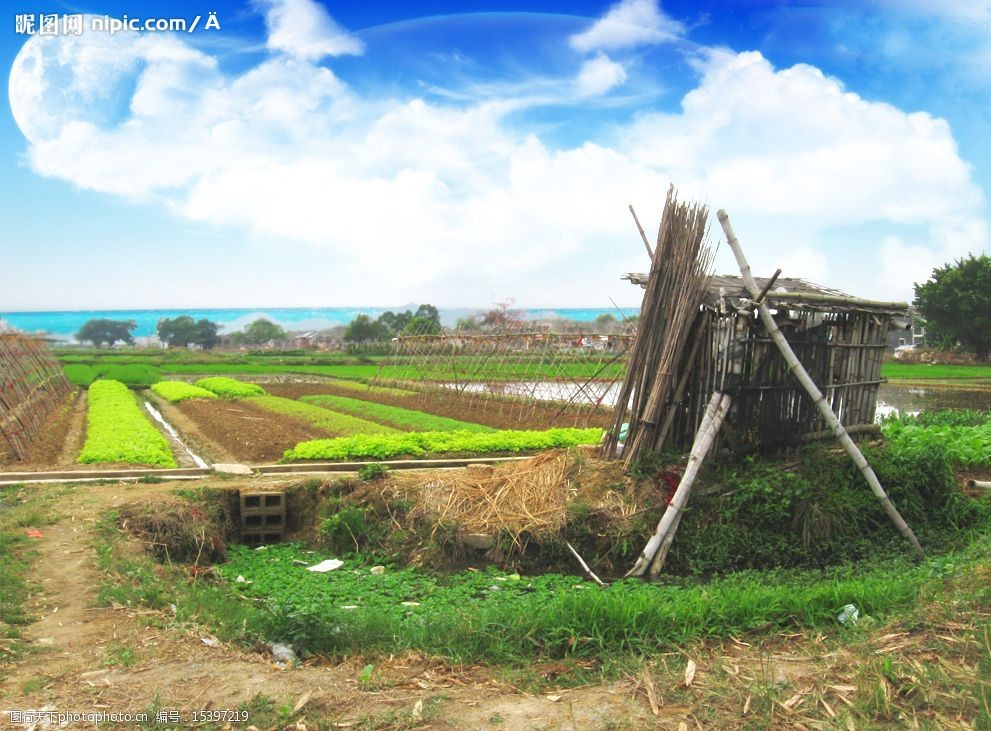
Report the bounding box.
[594,313,618,333]
[481,300,524,331]
[914,254,991,361]
[376,310,412,335]
[76,319,136,347]
[157,316,221,348]
[344,314,389,342]
[456,315,482,332]
[402,315,442,335]
[235,318,286,346]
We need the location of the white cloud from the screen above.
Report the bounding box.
[575,54,628,96]
[259,0,364,60]
[7,19,988,304]
[570,0,685,53]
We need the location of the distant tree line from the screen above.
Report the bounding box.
[343,304,442,342]
[74,316,289,349]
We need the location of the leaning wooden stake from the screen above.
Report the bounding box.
[565,541,607,587]
[716,209,923,555]
[627,390,732,577]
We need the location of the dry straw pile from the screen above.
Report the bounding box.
[417,450,577,541]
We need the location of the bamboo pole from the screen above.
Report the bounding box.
[716,209,923,555]
[627,390,731,577]
[967,479,991,491]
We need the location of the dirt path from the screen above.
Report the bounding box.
[0,481,654,730]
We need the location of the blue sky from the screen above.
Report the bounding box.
[1,0,988,311]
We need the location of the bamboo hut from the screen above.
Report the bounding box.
[621,272,908,453]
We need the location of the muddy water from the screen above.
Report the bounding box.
[877,383,991,416]
[446,381,991,417]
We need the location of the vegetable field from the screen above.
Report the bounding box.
[77,380,177,467]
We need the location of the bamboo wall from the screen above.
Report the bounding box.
[666,307,891,451]
[0,334,72,461]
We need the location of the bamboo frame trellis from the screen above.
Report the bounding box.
[0,334,72,461]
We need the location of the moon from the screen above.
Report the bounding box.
[8,20,141,144]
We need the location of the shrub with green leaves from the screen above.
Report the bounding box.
[301,394,493,433]
[250,395,398,436]
[150,381,219,402]
[284,427,604,461]
[882,411,991,467]
[194,377,267,398]
[77,380,177,467]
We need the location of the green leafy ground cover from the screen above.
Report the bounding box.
[881,410,991,468]
[300,394,494,433]
[194,377,267,398]
[218,542,937,662]
[284,427,604,461]
[63,363,162,388]
[249,395,398,437]
[149,381,218,402]
[77,380,177,467]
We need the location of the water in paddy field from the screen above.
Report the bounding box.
[877,383,991,418]
[445,380,623,406]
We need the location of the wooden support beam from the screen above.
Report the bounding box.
[717,209,923,556]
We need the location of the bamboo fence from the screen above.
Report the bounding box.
[0,334,72,460]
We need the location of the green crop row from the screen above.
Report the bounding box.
[149,381,219,402]
[284,427,603,461]
[882,415,991,467]
[318,379,416,397]
[250,396,398,437]
[300,394,492,433]
[194,377,267,398]
[77,380,177,467]
[63,363,162,388]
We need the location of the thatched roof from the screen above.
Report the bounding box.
[622,273,909,315]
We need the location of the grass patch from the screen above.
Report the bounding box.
[301,394,494,433]
[149,381,219,402]
[217,541,948,663]
[284,427,604,461]
[194,377,267,398]
[93,511,266,643]
[250,395,399,437]
[882,362,991,380]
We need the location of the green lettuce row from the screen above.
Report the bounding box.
[77,380,177,467]
[300,394,493,433]
[284,427,604,461]
[150,381,218,402]
[64,363,162,388]
[194,376,267,398]
[249,395,399,437]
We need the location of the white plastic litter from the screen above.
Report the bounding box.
[837,604,859,625]
[236,575,247,583]
[270,642,297,665]
[370,565,386,575]
[307,559,343,573]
